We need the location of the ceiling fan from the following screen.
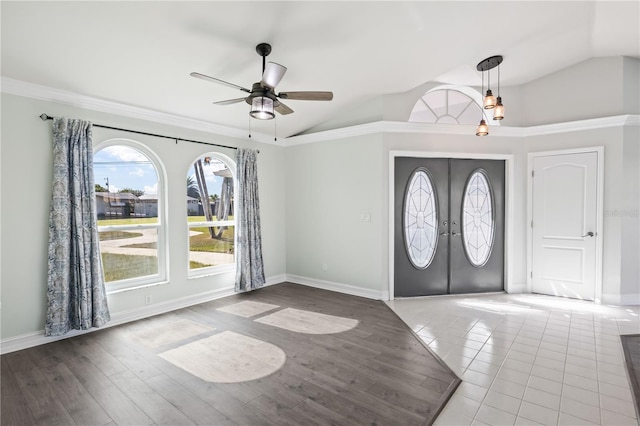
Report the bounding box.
[190,43,333,120]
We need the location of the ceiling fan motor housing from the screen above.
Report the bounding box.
[245,82,280,105]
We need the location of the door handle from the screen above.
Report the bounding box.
[439,231,449,237]
[451,232,461,237]
[582,231,595,238]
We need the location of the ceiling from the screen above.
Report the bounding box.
[2,1,639,139]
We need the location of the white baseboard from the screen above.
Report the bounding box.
[0,275,287,355]
[265,274,286,287]
[285,274,389,301]
[602,292,640,306]
[506,282,528,294]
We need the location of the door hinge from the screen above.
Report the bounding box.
[531,221,533,228]
[531,170,534,178]
[531,271,533,278]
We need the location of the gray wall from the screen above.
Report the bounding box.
[0,93,286,339]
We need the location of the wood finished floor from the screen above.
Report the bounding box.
[1,283,460,426]
[621,334,640,418]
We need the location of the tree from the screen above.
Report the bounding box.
[95,183,108,192]
[118,188,144,197]
[187,176,200,199]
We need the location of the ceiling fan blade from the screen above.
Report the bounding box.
[213,98,247,105]
[278,91,333,101]
[261,62,287,89]
[190,72,251,93]
[275,102,294,115]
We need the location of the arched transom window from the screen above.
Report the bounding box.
[409,86,496,126]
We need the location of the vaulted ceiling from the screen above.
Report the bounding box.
[2,1,638,138]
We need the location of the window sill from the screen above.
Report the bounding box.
[106,280,170,295]
[188,266,236,281]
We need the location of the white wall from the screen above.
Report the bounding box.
[620,125,640,303]
[0,93,286,340]
[519,57,629,126]
[284,134,386,298]
[304,57,637,134]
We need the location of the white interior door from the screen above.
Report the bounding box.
[531,151,598,300]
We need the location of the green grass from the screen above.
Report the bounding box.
[99,231,143,241]
[187,215,234,222]
[98,217,158,226]
[101,252,211,281]
[120,228,233,253]
[122,242,157,249]
[101,253,157,282]
[189,227,234,253]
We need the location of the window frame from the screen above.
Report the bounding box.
[93,138,168,293]
[187,152,237,279]
[408,85,500,126]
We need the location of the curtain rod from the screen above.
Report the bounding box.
[39,113,249,152]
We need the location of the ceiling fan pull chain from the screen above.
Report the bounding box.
[274,115,277,142]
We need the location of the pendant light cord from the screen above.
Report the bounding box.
[480,68,484,120]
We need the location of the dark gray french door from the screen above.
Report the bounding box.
[394,157,505,297]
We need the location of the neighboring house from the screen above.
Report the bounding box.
[187,196,199,216]
[97,193,199,218]
[95,192,139,219]
[138,193,159,217]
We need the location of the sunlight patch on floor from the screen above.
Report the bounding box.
[128,318,215,348]
[159,331,286,383]
[255,307,358,334]
[216,300,280,317]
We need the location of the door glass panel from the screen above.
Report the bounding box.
[462,170,495,267]
[403,168,438,269]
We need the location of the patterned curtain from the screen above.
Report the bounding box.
[235,148,266,292]
[46,117,110,336]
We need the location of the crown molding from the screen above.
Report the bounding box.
[0,77,279,145]
[3,77,637,147]
[283,115,639,146]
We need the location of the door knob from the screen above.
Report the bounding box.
[451,232,461,237]
[440,231,449,237]
[582,231,595,237]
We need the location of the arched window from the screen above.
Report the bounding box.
[409,85,498,126]
[187,153,236,276]
[93,141,166,292]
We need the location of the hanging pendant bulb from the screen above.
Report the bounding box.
[476,119,489,136]
[493,96,504,120]
[483,89,496,109]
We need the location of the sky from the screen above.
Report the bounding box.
[93,145,227,197]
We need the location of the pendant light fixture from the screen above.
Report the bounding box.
[483,68,496,110]
[476,55,505,135]
[493,65,504,120]
[476,60,489,136]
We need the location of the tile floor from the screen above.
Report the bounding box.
[387,293,640,425]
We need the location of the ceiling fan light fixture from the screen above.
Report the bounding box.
[250,96,275,120]
[476,119,489,136]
